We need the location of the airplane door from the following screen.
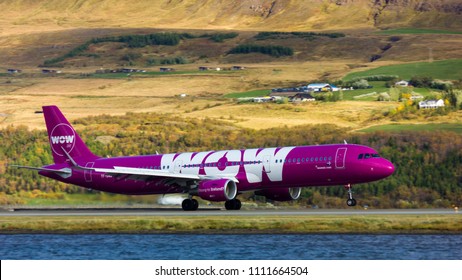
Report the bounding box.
[263,155,271,173]
[84,162,94,182]
[335,148,347,169]
[174,161,183,173]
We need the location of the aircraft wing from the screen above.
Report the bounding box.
[93,166,239,183]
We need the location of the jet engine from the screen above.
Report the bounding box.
[255,187,301,201]
[197,179,237,202]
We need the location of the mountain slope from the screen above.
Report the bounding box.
[1,0,461,33]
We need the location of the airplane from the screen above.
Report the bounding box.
[11,105,395,211]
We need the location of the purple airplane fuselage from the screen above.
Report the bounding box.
[17,106,395,210]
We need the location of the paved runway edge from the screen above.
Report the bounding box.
[0,208,459,217]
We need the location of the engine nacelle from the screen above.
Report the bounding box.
[197,179,237,202]
[255,187,301,201]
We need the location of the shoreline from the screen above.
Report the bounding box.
[1,214,461,234]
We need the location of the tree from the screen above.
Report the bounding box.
[351,79,370,89]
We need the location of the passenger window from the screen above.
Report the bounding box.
[358,154,363,159]
[372,154,380,158]
[364,153,371,159]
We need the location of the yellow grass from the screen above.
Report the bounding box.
[0,65,398,131]
[1,214,461,234]
[1,1,461,131]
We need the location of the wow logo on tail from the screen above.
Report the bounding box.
[50,123,76,156]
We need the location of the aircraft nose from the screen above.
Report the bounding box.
[380,159,395,178]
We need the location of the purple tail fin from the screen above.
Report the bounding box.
[43,106,98,164]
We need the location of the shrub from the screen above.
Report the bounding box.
[352,79,370,89]
[370,54,382,62]
[228,44,293,57]
[350,75,399,82]
[209,33,238,42]
[381,44,392,51]
[122,53,142,62]
[431,80,453,91]
[409,76,433,88]
[254,31,345,40]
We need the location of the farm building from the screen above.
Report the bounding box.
[418,99,445,109]
[199,66,221,71]
[307,83,339,92]
[160,68,175,72]
[290,93,315,102]
[41,69,62,74]
[7,69,22,74]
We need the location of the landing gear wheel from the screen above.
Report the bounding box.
[182,198,199,211]
[191,199,199,211]
[225,199,242,210]
[347,198,357,207]
[344,184,357,207]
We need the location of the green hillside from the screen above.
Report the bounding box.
[377,28,462,35]
[343,59,462,81]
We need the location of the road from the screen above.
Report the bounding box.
[0,208,459,217]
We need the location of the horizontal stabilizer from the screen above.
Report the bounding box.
[9,165,72,178]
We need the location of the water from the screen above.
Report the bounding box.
[0,234,461,260]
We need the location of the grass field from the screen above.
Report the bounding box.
[343,59,462,81]
[1,215,461,234]
[224,89,272,98]
[90,70,240,79]
[342,81,388,101]
[376,28,462,35]
[225,81,434,102]
[359,123,462,134]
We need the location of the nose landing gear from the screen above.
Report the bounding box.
[344,184,357,207]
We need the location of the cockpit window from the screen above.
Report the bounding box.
[358,153,380,160]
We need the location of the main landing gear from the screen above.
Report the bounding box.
[181,198,242,211]
[182,198,199,211]
[344,184,357,207]
[225,199,242,210]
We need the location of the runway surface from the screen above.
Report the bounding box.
[0,208,459,217]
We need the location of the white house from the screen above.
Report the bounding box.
[418,99,445,109]
[395,80,409,87]
[307,83,339,92]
